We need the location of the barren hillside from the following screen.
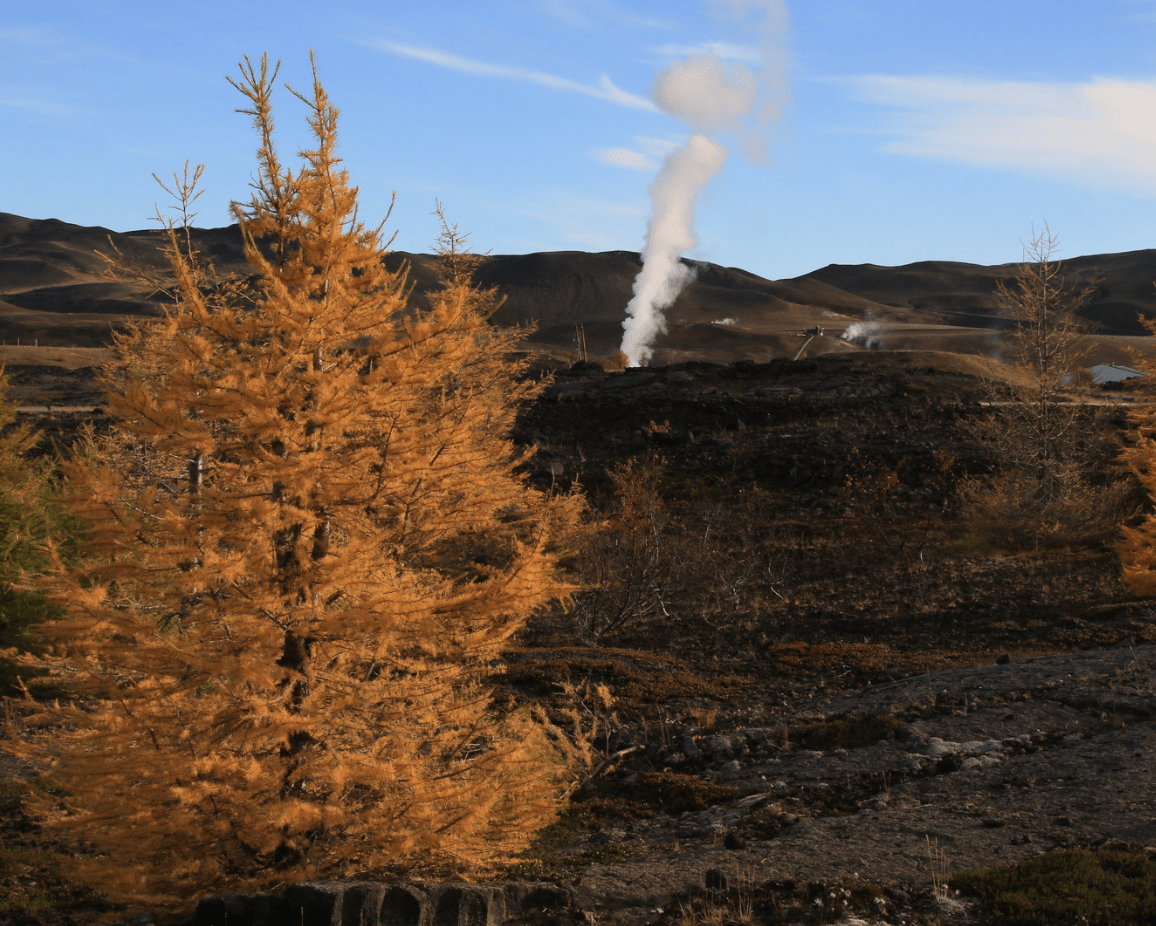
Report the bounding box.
[4,213,1155,368]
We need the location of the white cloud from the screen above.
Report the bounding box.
[360,38,657,111]
[651,41,762,63]
[848,73,1156,193]
[634,135,681,157]
[594,136,681,171]
[594,147,659,170]
[595,74,656,111]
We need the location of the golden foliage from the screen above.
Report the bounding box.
[1120,443,1156,595]
[7,54,580,903]
[1118,292,1156,594]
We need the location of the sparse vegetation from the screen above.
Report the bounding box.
[1117,313,1156,595]
[786,713,901,751]
[961,225,1130,549]
[953,848,1156,926]
[569,455,684,641]
[0,374,74,695]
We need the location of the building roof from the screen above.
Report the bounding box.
[1090,363,1145,385]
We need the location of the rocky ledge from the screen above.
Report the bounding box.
[178,880,572,926]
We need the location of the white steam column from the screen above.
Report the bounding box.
[619,1,789,367]
[621,135,727,367]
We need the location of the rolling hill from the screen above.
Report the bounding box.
[2,212,1155,366]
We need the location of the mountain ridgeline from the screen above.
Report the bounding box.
[3,212,1155,363]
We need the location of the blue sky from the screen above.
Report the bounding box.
[6,0,1156,280]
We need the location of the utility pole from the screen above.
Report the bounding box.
[573,324,588,364]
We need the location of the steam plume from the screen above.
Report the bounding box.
[620,135,728,366]
[841,320,885,350]
[620,0,789,367]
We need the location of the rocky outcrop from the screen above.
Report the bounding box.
[570,643,1156,919]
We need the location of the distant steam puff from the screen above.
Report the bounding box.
[841,321,884,349]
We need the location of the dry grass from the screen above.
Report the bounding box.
[0,346,112,369]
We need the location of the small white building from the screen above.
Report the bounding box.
[1089,364,1144,386]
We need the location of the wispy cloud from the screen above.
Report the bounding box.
[848,74,1156,193]
[361,38,657,111]
[2,24,159,79]
[634,136,681,157]
[651,41,762,63]
[594,135,680,170]
[594,147,659,170]
[594,74,657,110]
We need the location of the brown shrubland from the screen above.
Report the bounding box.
[959,225,1129,548]
[570,456,683,641]
[7,54,580,903]
[1117,283,1156,594]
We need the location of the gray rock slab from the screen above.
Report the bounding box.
[423,883,506,926]
[195,893,282,926]
[284,881,346,926]
[340,882,387,926]
[378,884,428,926]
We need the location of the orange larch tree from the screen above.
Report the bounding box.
[9,54,579,903]
[1118,317,1156,594]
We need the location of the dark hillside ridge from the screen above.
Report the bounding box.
[802,250,1156,335]
[2,213,1155,354]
